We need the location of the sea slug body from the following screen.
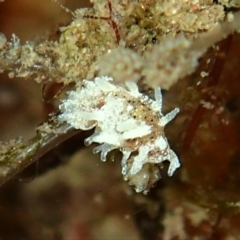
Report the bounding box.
[58,76,180,193]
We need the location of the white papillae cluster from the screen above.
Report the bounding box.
[58,76,180,193]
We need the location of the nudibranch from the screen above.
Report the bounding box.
[58,76,180,193]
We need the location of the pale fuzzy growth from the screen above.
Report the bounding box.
[143,35,205,89]
[58,76,180,193]
[92,35,206,90]
[93,47,144,83]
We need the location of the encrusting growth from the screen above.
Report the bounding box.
[58,76,180,193]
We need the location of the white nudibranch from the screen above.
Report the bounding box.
[58,76,180,194]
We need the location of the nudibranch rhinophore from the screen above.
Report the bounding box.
[58,76,180,194]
